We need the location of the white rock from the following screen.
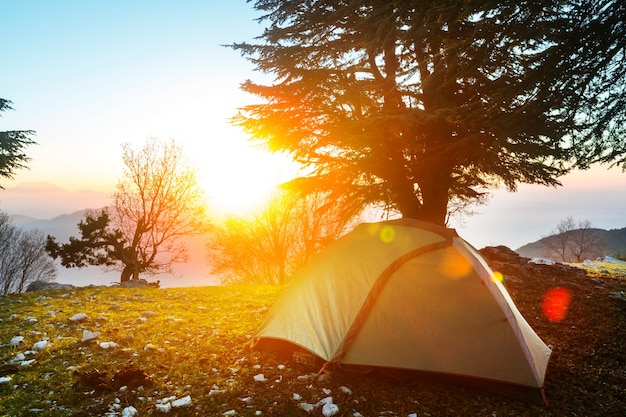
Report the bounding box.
[240,396,252,404]
[223,410,236,416]
[339,386,352,395]
[277,364,286,370]
[143,343,157,350]
[121,406,137,417]
[292,393,302,401]
[322,388,332,395]
[99,341,119,349]
[10,353,26,363]
[322,403,339,417]
[208,389,225,397]
[353,413,364,417]
[9,336,24,346]
[159,396,177,403]
[142,310,159,316]
[297,403,316,413]
[530,257,555,265]
[155,402,172,413]
[20,359,36,366]
[408,414,418,417]
[32,340,47,350]
[0,376,12,384]
[317,397,333,406]
[171,395,192,408]
[70,313,88,322]
[253,373,267,382]
[81,330,100,342]
[24,317,38,323]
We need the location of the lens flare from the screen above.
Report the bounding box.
[491,271,505,283]
[379,226,396,243]
[438,249,473,279]
[542,287,572,322]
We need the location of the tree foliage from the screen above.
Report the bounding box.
[207,190,359,284]
[541,216,607,262]
[0,210,57,295]
[47,138,208,282]
[231,0,625,225]
[0,98,36,188]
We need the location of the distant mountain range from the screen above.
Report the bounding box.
[516,227,626,259]
[13,210,89,242]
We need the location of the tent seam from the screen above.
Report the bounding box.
[330,237,454,363]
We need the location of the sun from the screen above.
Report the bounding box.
[197,137,299,218]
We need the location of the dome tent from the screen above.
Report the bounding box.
[254,219,551,403]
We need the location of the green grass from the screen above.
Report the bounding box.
[1,279,624,416]
[1,285,285,416]
[570,259,626,278]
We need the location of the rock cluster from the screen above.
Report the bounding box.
[25,281,74,292]
[479,245,587,284]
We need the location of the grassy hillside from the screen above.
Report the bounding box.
[1,269,624,416]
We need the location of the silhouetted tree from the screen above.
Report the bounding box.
[47,138,208,283]
[231,0,625,225]
[0,210,56,294]
[0,98,36,188]
[542,216,607,262]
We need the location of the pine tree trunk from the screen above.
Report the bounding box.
[415,169,452,226]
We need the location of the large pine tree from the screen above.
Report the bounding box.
[0,99,36,188]
[231,0,625,225]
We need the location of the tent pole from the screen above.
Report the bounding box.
[307,361,332,389]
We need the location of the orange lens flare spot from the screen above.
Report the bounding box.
[490,271,505,283]
[542,287,572,322]
[438,250,473,279]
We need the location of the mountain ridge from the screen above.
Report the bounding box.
[0,182,111,218]
[516,226,626,259]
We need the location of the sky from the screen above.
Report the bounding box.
[1,0,296,210]
[1,0,625,251]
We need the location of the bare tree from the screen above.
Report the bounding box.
[207,190,359,284]
[290,190,361,271]
[0,211,57,294]
[568,220,607,262]
[47,138,208,283]
[542,217,577,262]
[542,216,607,262]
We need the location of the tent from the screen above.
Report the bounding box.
[254,219,552,403]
